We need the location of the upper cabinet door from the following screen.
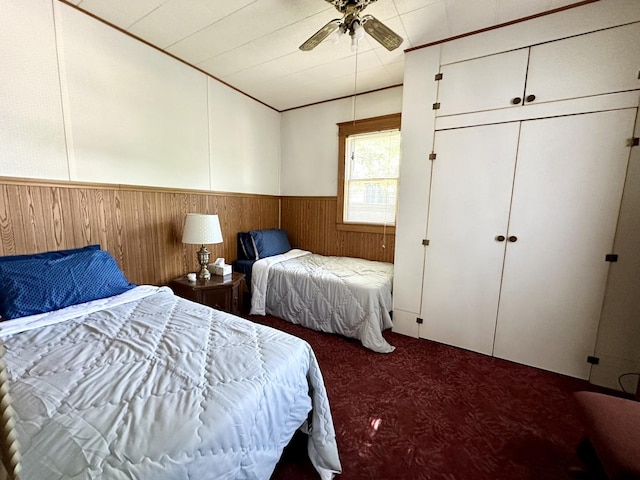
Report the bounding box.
[437,48,529,117]
[525,23,640,105]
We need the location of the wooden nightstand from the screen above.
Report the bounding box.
[169,272,245,315]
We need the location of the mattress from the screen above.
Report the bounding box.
[251,250,395,353]
[1,286,341,479]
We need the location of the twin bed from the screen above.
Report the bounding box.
[0,245,341,479]
[235,229,395,354]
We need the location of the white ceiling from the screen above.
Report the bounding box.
[65,0,581,111]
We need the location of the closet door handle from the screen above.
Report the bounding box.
[525,94,536,103]
[495,235,506,242]
[508,235,518,242]
[511,97,522,105]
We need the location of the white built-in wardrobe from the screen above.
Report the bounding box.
[393,3,640,390]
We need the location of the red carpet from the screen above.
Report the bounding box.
[247,314,601,480]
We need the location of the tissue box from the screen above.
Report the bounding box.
[210,264,232,277]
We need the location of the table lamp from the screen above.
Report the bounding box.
[181,213,223,281]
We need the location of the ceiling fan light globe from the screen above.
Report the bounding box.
[329,29,342,44]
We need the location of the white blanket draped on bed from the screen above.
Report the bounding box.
[1,287,341,479]
[251,251,395,353]
[250,249,311,316]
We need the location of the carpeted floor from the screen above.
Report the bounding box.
[247,314,603,480]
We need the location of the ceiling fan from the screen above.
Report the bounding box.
[299,0,403,52]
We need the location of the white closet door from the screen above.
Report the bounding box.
[526,23,640,105]
[420,123,520,355]
[437,49,529,117]
[494,109,636,379]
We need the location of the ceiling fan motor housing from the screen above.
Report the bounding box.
[330,0,379,13]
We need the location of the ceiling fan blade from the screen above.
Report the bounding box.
[361,15,403,51]
[299,19,342,51]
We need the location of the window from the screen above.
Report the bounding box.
[337,113,401,234]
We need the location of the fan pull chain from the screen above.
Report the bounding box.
[0,341,20,480]
[382,222,386,249]
[351,41,359,125]
[348,43,360,169]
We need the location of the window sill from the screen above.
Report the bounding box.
[336,222,396,235]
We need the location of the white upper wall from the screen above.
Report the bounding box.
[0,0,68,180]
[0,0,396,197]
[0,0,281,195]
[280,87,403,197]
[56,3,210,190]
[208,80,280,195]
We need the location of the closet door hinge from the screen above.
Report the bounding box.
[628,137,639,147]
[416,317,424,324]
[434,73,443,81]
[422,239,430,246]
[605,254,619,262]
[587,356,600,365]
[429,153,437,160]
[432,102,441,110]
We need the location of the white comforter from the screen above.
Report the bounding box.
[251,251,395,353]
[1,286,341,479]
[251,249,311,316]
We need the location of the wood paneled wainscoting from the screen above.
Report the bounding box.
[0,177,279,286]
[280,196,395,263]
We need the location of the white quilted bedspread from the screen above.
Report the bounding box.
[251,252,394,353]
[2,288,341,479]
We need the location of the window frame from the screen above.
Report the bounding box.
[336,113,401,235]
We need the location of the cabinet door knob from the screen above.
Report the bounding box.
[511,97,522,105]
[508,235,518,242]
[526,94,536,103]
[495,235,506,242]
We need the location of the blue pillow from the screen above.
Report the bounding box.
[249,229,292,259]
[0,249,135,320]
[0,245,100,264]
[238,232,257,261]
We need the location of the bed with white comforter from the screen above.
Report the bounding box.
[250,249,395,353]
[1,286,341,479]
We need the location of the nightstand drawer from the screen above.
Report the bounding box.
[200,288,229,312]
[169,272,245,315]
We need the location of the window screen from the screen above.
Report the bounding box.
[344,129,400,225]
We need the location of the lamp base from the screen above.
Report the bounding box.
[196,245,211,281]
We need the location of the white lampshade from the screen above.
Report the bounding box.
[182,214,223,245]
